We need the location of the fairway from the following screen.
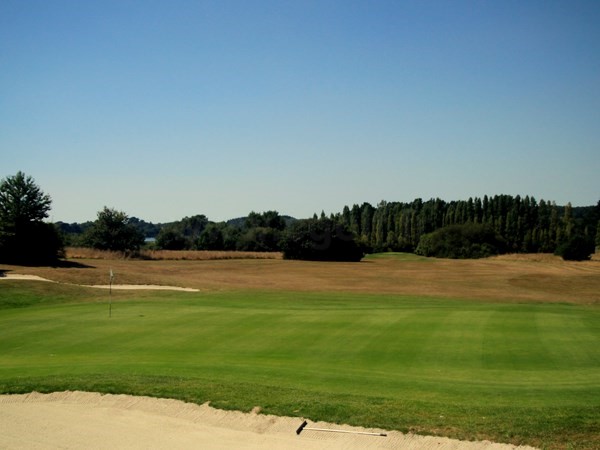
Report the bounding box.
[1,258,599,450]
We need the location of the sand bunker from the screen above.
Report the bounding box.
[80,284,199,292]
[0,392,536,449]
[0,273,199,292]
[0,274,51,282]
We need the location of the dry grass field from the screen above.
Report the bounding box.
[2,252,599,304]
[65,247,282,261]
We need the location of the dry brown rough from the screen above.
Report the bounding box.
[2,253,598,304]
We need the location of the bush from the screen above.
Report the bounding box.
[280,218,365,261]
[555,235,595,261]
[415,223,507,259]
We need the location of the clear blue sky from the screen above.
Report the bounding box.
[2,0,599,223]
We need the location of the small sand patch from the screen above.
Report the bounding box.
[0,273,199,292]
[0,274,52,282]
[80,284,199,292]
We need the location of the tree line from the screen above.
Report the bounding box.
[336,195,600,255]
[58,210,295,253]
[1,171,598,264]
[58,195,598,260]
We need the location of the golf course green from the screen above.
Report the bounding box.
[1,278,598,449]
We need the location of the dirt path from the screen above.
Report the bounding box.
[0,392,536,450]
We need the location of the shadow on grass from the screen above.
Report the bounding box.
[0,260,94,278]
[52,259,95,269]
[0,260,95,269]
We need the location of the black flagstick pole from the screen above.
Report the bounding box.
[109,268,114,318]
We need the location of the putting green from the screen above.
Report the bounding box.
[0,281,598,448]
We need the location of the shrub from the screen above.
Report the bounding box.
[555,235,595,261]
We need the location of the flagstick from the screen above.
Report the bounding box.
[109,268,113,318]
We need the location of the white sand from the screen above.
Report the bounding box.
[0,274,52,282]
[80,284,199,291]
[0,273,199,291]
[0,392,537,449]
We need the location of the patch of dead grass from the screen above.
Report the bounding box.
[65,247,282,261]
[2,253,599,304]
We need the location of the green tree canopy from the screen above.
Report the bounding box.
[0,172,63,264]
[237,226,281,252]
[0,171,51,226]
[280,217,364,261]
[197,222,225,250]
[155,227,188,250]
[82,207,145,252]
[415,223,507,259]
[245,210,286,230]
[154,215,208,250]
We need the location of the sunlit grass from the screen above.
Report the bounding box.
[0,281,598,449]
